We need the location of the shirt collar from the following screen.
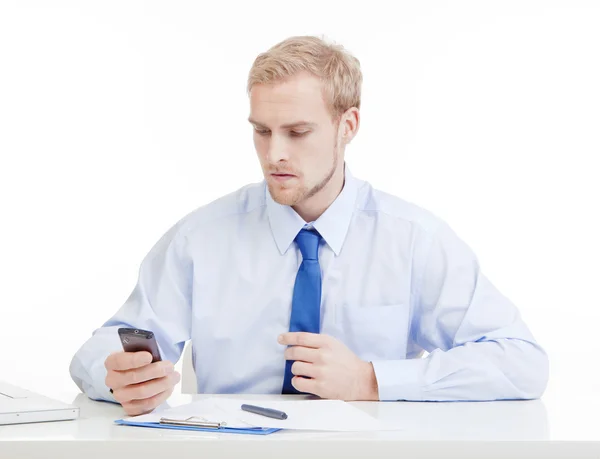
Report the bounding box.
[266,163,358,256]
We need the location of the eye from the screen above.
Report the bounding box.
[290,131,309,137]
[255,129,270,136]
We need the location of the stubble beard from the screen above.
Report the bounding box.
[269,137,339,207]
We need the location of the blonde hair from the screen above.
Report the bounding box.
[247,35,362,121]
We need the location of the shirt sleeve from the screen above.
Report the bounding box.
[69,220,193,402]
[371,220,549,401]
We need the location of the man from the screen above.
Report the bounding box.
[70,35,549,416]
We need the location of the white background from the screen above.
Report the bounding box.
[0,0,598,437]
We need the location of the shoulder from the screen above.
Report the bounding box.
[354,178,445,236]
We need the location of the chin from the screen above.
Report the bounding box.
[268,183,305,206]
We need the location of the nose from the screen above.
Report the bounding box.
[266,134,290,163]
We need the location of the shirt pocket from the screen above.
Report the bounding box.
[335,303,409,361]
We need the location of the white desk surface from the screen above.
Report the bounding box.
[0,390,598,458]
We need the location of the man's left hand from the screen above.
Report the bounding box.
[278,332,379,401]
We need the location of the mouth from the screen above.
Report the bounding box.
[270,173,296,182]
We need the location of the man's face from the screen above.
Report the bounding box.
[249,72,342,207]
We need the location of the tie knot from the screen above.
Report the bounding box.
[295,229,321,261]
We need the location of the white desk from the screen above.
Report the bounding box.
[0,391,598,458]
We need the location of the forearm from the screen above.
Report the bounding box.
[371,338,549,401]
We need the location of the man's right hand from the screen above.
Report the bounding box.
[104,351,180,416]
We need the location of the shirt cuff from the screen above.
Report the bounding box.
[371,358,429,401]
[87,357,119,404]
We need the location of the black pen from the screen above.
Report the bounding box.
[241,404,288,420]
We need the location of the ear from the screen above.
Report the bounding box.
[340,107,360,145]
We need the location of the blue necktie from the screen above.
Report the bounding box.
[282,228,322,394]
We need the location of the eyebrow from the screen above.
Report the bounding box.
[248,118,317,129]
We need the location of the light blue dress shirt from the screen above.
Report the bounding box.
[70,164,549,402]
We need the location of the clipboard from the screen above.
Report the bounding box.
[114,415,280,435]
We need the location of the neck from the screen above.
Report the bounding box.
[293,165,345,223]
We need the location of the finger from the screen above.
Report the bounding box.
[284,345,320,363]
[291,375,319,395]
[107,360,174,389]
[122,385,175,416]
[114,371,180,403]
[278,332,329,348]
[105,351,152,371]
[115,371,180,403]
[291,361,318,378]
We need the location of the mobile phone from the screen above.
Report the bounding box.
[118,327,162,363]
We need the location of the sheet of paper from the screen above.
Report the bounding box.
[125,397,404,432]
